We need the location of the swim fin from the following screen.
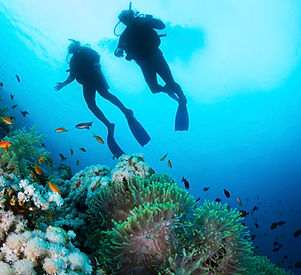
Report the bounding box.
[126,115,151,146]
[107,124,125,158]
[175,102,189,131]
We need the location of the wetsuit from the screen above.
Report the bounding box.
[116,15,185,100]
[69,46,130,128]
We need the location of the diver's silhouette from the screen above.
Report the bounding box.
[55,40,150,157]
[115,9,189,131]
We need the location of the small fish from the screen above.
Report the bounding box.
[34,165,43,176]
[215,198,221,202]
[254,223,259,228]
[75,121,92,130]
[70,148,74,155]
[160,153,168,161]
[16,74,20,83]
[0,82,3,87]
[237,197,243,206]
[0,117,12,125]
[196,197,200,202]
[47,181,61,195]
[12,104,18,109]
[181,177,189,189]
[294,229,301,238]
[277,221,285,226]
[79,147,86,152]
[38,156,45,165]
[45,156,53,167]
[55,127,67,133]
[167,159,172,168]
[251,234,256,240]
[30,170,36,181]
[223,189,230,198]
[41,143,45,147]
[253,206,259,212]
[203,187,210,192]
[284,255,288,259]
[10,94,14,100]
[76,160,80,165]
[21,111,29,117]
[11,116,16,121]
[93,134,104,144]
[273,241,280,246]
[270,222,278,230]
[59,153,66,161]
[295,261,301,269]
[0,141,12,152]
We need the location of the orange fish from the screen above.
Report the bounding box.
[30,171,36,181]
[0,117,12,125]
[38,156,45,165]
[55,128,68,133]
[237,197,243,207]
[93,134,104,144]
[167,159,172,168]
[0,141,12,152]
[33,165,43,175]
[47,181,61,195]
[160,153,168,161]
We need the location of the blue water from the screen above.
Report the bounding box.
[1,0,301,273]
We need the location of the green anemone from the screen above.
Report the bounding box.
[245,255,291,275]
[166,201,252,274]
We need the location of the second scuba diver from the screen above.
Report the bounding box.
[114,8,189,131]
[54,40,150,158]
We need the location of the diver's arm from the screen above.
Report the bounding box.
[54,73,75,91]
[63,73,75,86]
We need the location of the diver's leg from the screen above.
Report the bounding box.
[155,54,186,103]
[83,85,114,132]
[138,62,165,94]
[97,88,133,118]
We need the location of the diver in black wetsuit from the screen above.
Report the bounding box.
[114,9,189,130]
[55,40,150,157]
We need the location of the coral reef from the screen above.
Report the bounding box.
[0,127,48,177]
[0,209,92,274]
[0,114,292,275]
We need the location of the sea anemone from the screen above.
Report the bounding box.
[245,255,290,275]
[105,202,180,273]
[169,200,252,274]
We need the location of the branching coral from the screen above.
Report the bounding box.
[0,127,48,177]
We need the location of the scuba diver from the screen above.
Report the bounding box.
[114,6,189,131]
[54,40,151,157]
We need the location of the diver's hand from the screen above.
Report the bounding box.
[114,48,124,57]
[54,82,65,91]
